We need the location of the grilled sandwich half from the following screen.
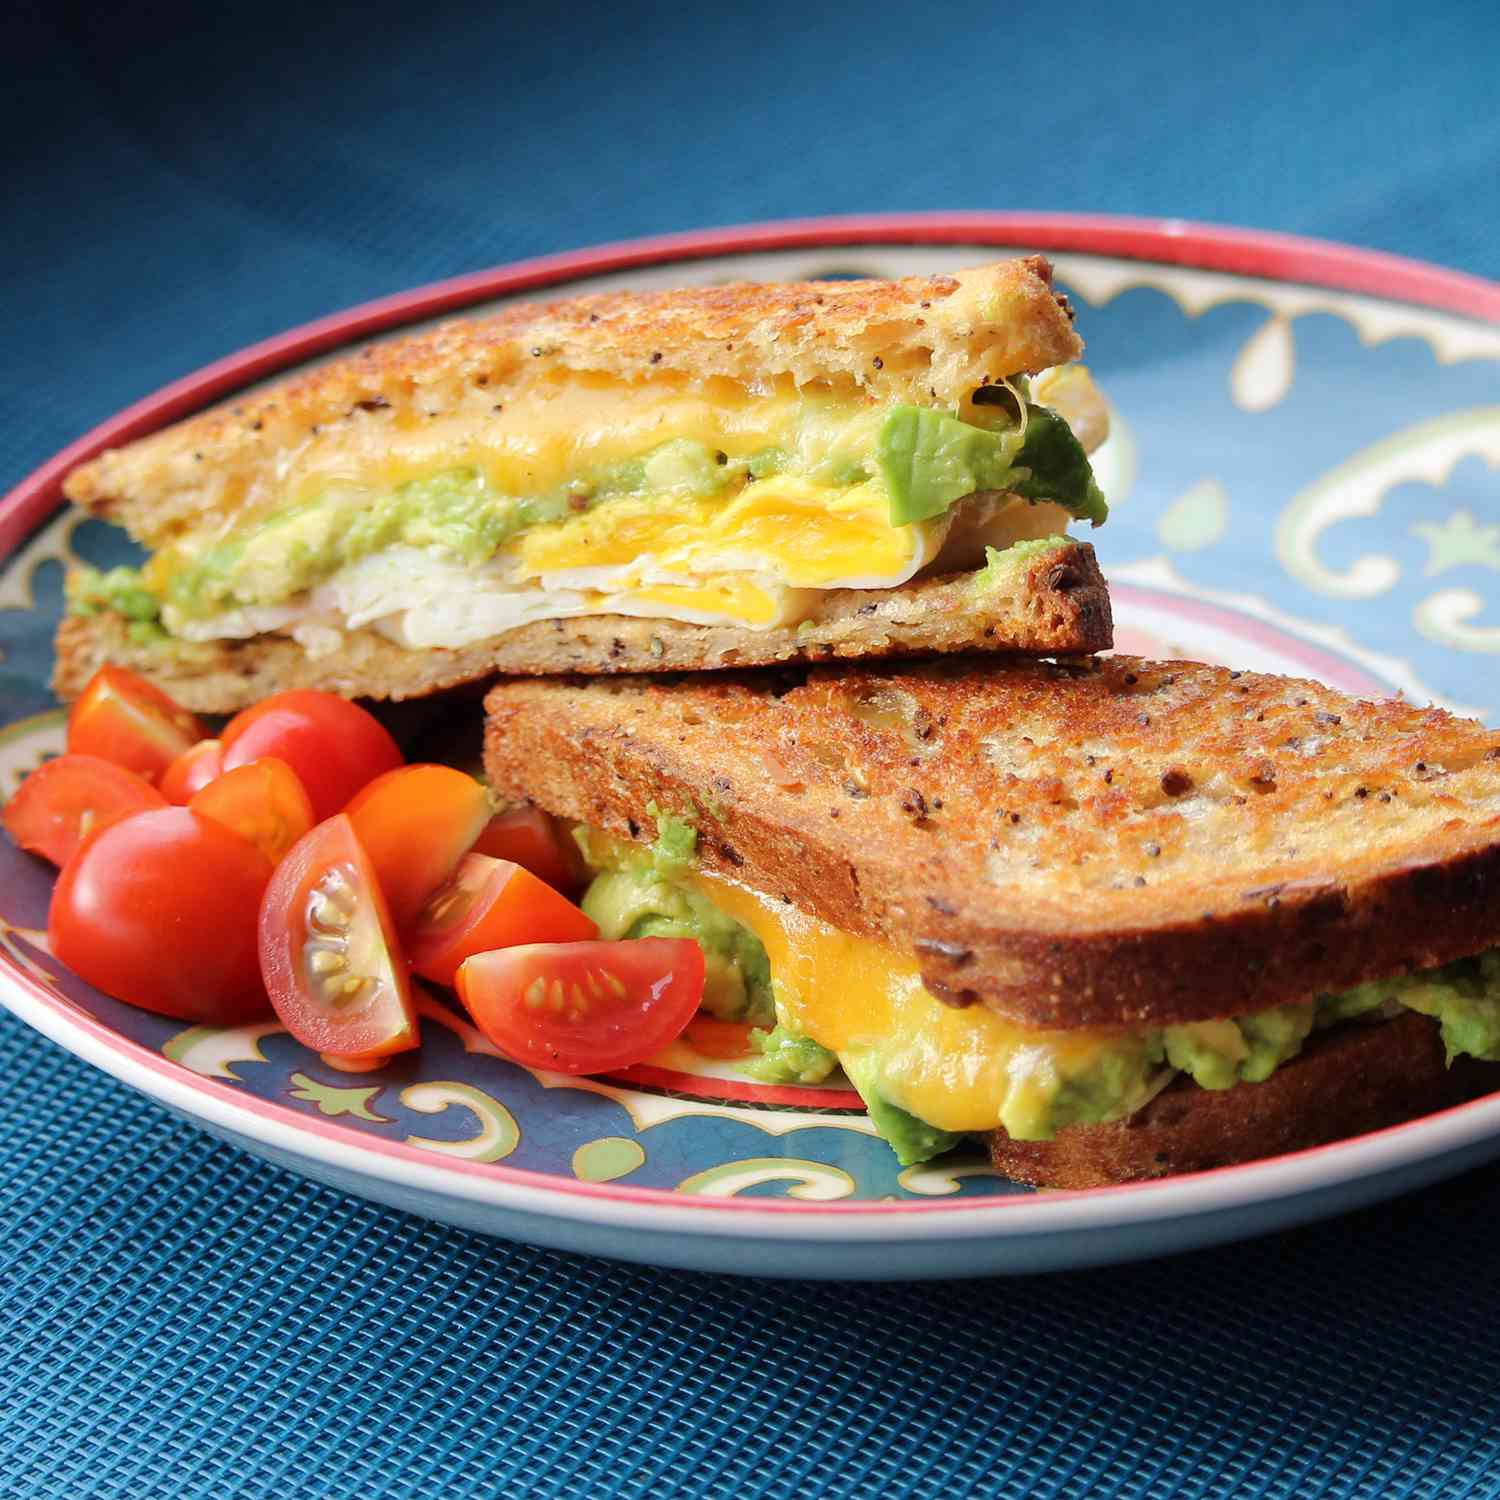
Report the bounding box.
[56,259,1112,711]
[483,658,1500,1185]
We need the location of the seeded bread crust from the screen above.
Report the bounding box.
[63,259,1082,549]
[987,1013,1500,1188]
[482,656,1500,1027]
[51,543,1110,713]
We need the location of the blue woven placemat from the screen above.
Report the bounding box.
[5,2,1500,1496]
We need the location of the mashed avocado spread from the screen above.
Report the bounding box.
[575,823,1500,1166]
[69,398,1106,632]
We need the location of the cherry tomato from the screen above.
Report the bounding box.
[159,738,224,803]
[345,764,492,926]
[258,814,417,1058]
[49,807,272,1023]
[683,1018,759,1060]
[67,666,205,781]
[406,853,598,988]
[471,805,585,892]
[3,754,166,868]
[190,758,314,865]
[221,691,403,821]
[455,938,705,1074]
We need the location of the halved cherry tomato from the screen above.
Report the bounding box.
[455,938,705,1074]
[221,691,403,821]
[49,806,272,1023]
[3,754,166,867]
[258,814,417,1058]
[190,758,314,865]
[683,1018,759,1060]
[159,738,224,804]
[406,853,598,988]
[345,764,491,926]
[471,805,585,892]
[67,666,205,781]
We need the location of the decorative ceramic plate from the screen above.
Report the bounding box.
[4,215,1499,1279]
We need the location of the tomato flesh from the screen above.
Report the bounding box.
[4,754,166,868]
[67,666,205,781]
[345,764,491,926]
[455,938,705,1074]
[49,807,273,1023]
[406,853,598,988]
[160,738,224,803]
[258,814,417,1058]
[471,806,585,892]
[222,691,403,821]
[190,758,314,865]
[683,1018,759,1060]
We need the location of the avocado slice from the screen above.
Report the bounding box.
[877,403,1108,528]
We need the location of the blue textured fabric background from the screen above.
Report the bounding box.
[4,2,1500,1496]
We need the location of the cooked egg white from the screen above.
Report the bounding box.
[168,484,1060,652]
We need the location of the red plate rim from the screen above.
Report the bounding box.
[4,210,1500,1222]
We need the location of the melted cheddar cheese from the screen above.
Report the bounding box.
[689,870,1161,1139]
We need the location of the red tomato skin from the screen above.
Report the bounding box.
[3,754,167,867]
[67,666,205,781]
[159,739,224,803]
[190,757,315,865]
[49,807,273,1023]
[344,764,492,926]
[407,854,598,989]
[258,814,418,1058]
[471,806,584,892]
[455,938,705,1074]
[221,692,403,821]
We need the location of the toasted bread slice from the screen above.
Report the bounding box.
[987,1013,1500,1188]
[52,544,1108,712]
[65,258,1081,547]
[482,656,1500,1028]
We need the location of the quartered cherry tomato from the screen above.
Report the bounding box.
[49,807,273,1023]
[406,853,598,989]
[67,666,204,781]
[455,938,706,1074]
[3,754,166,868]
[471,805,585,892]
[190,757,314,865]
[159,738,224,803]
[258,814,417,1059]
[345,764,491,926]
[221,691,403,821]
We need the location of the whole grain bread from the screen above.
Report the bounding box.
[987,1012,1499,1188]
[52,543,1109,712]
[64,259,1081,548]
[482,656,1500,1027]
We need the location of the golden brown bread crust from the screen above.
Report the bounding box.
[51,544,1111,713]
[987,1013,1500,1188]
[482,656,1500,1027]
[63,259,1082,549]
